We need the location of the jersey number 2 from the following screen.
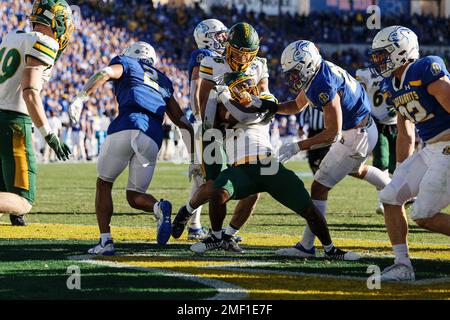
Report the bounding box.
[0,47,21,84]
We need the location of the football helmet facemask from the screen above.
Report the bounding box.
[30,0,75,61]
[370,25,419,78]
[225,23,260,72]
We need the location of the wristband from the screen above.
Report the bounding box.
[38,124,53,138]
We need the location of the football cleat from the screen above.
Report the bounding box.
[275,243,316,258]
[171,205,192,239]
[190,234,223,254]
[376,201,384,216]
[324,247,360,261]
[10,214,26,226]
[155,200,172,245]
[88,239,115,256]
[222,236,244,253]
[187,227,208,241]
[381,263,415,282]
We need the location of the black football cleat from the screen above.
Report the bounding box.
[171,205,193,239]
[10,215,26,226]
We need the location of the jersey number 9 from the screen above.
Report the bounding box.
[0,47,21,84]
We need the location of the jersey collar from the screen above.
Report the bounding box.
[391,62,413,92]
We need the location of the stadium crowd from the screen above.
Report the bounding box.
[1,0,449,162]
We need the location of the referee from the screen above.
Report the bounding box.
[299,106,330,174]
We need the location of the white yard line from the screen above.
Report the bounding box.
[68,255,248,300]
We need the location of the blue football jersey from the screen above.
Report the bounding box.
[305,60,371,130]
[188,48,218,83]
[381,56,450,142]
[106,55,174,147]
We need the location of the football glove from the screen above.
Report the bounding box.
[278,141,300,163]
[69,93,87,124]
[45,133,71,161]
[188,163,203,182]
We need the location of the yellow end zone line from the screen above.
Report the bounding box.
[1,223,449,260]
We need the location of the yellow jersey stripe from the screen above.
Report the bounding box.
[199,66,213,75]
[33,42,56,60]
[12,133,29,190]
[409,80,422,86]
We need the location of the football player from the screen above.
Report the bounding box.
[371,26,450,281]
[356,67,396,215]
[0,0,73,226]
[184,19,228,241]
[171,23,265,251]
[277,40,391,258]
[69,42,194,255]
[188,69,360,260]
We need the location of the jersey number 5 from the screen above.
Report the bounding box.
[0,47,21,84]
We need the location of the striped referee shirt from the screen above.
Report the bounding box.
[299,107,324,131]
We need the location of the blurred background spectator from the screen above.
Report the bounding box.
[1,0,448,162]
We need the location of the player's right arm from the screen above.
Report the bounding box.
[68,63,123,123]
[276,90,309,115]
[396,113,415,164]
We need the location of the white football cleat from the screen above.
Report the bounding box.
[190,234,223,254]
[381,263,415,282]
[88,239,115,256]
[376,200,384,216]
[275,243,316,258]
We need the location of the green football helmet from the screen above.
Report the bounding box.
[224,71,259,105]
[225,22,260,72]
[30,0,74,60]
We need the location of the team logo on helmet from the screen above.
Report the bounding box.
[197,22,209,33]
[293,41,310,62]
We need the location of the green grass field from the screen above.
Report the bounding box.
[1,161,449,300]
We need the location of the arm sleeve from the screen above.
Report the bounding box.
[421,56,449,86]
[25,33,59,67]
[218,90,272,125]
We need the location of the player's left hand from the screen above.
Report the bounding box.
[278,142,301,163]
[69,94,86,124]
[45,133,72,161]
[188,163,202,182]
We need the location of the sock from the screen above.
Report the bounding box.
[186,201,195,214]
[224,224,240,240]
[300,200,327,250]
[153,201,160,219]
[100,233,111,246]
[393,244,412,267]
[323,242,334,253]
[363,166,391,190]
[212,230,223,239]
[189,205,202,230]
